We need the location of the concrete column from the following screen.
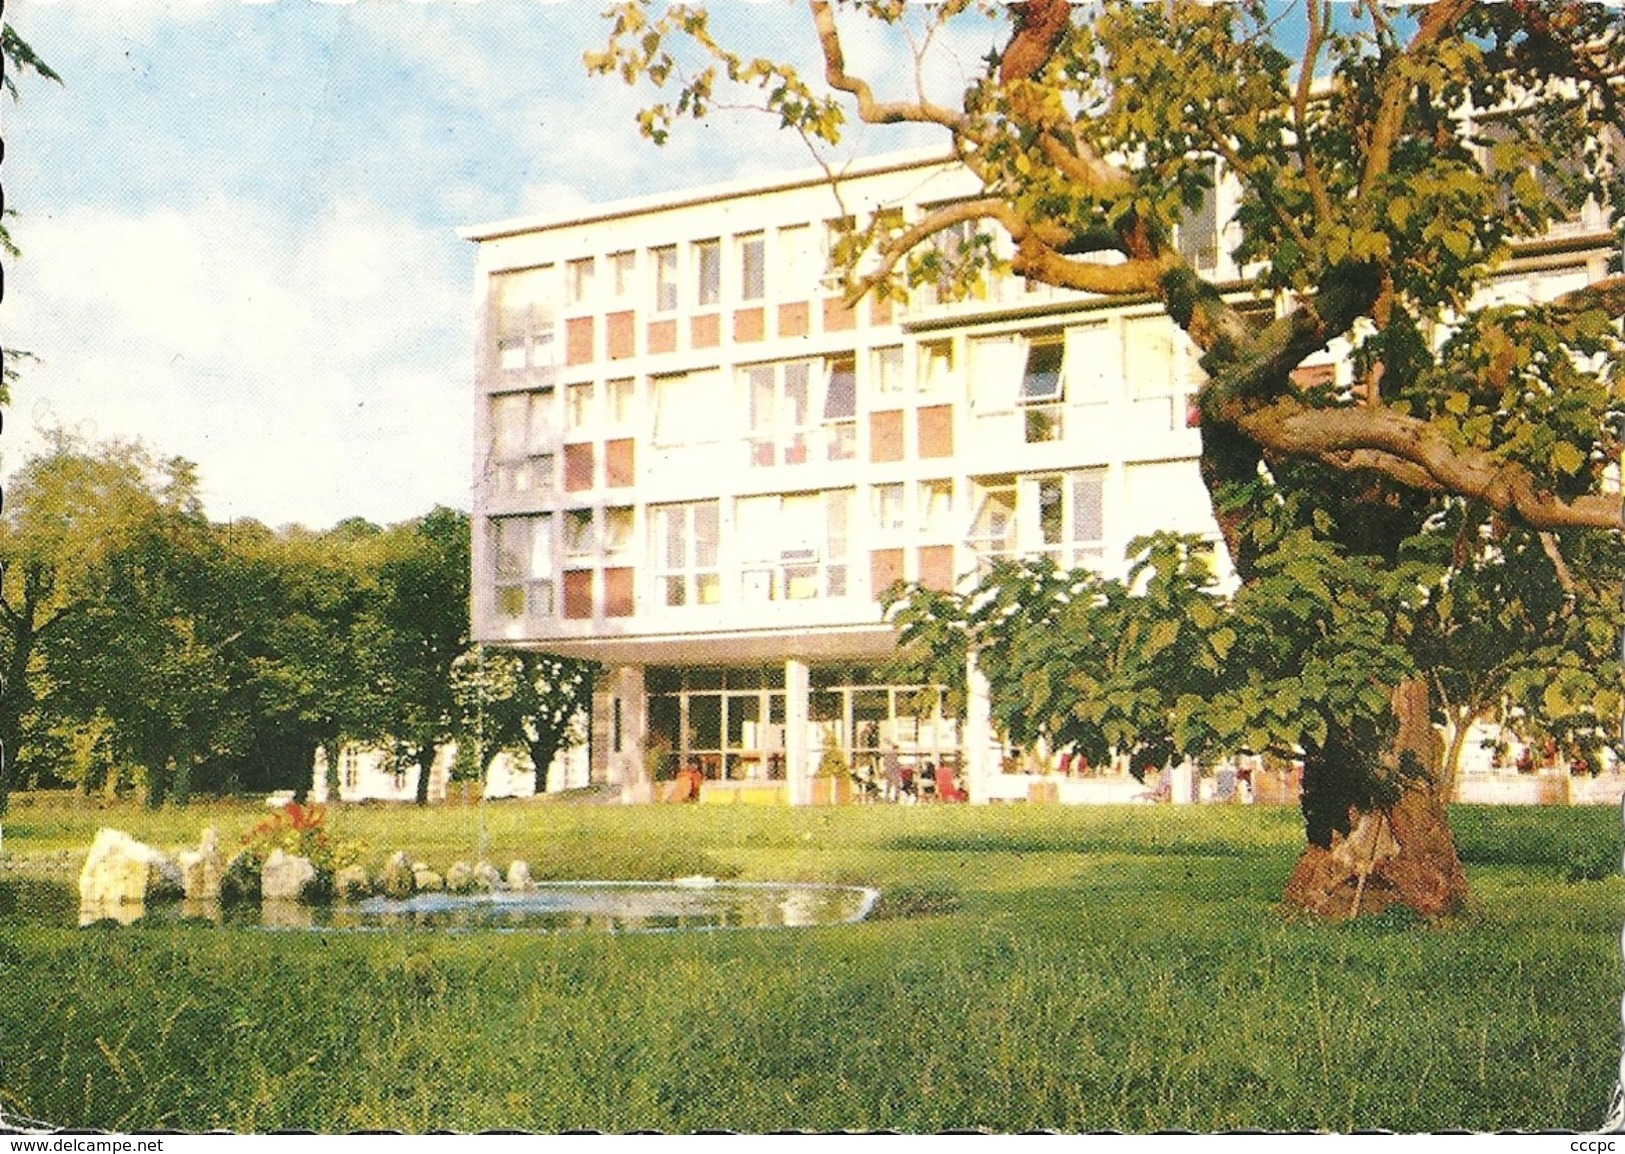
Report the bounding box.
[606,665,648,790]
[785,658,811,807]
[963,650,994,804]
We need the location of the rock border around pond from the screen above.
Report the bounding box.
[77,827,538,918]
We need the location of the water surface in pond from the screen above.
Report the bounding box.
[70,880,880,933]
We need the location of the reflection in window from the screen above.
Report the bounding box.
[610,251,636,300]
[567,258,595,307]
[491,514,555,623]
[919,340,954,393]
[651,500,721,607]
[490,390,556,496]
[739,234,766,302]
[564,509,596,557]
[696,239,721,307]
[652,246,678,312]
[1021,341,1066,443]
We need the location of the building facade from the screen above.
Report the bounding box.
[461,145,1618,806]
[462,148,1235,805]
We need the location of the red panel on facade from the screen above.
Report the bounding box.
[563,570,594,620]
[691,313,720,349]
[605,438,635,488]
[918,545,955,592]
[647,319,677,354]
[563,442,595,492]
[917,405,954,459]
[869,410,904,463]
[734,307,765,343]
[606,311,636,360]
[603,567,635,618]
[870,549,905,596]
[823,297,856,332]
[777,302,808,338]
[566,316,595,366]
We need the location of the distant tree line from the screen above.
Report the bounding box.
[0,432,597,812]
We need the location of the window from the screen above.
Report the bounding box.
[491,514,555,622]
[966,482,1018,570]
[743,361,811,467]
[564,509,596,557]
[606,377,635,426]
[872,483,906,534]
[823,356,857,462]
[604,507,634,554]
[492,266,558,373]
[738,489,851,601]
[490,390,556,497]
[919,340,954,394]
[919,480,954,538]
[610,251,636,301]
[651,501,720,607]
[652,246,678,312]
[1020,339,1066,443]
[1176,161,1220,269]
[696,239,721,307]
[1023,470,1106,569]
[873,346,905,395]
[567,258,595,307]
[567,382,597,431]
[777,225,809,298]
[739,234,766,302]
[652,370,722,447]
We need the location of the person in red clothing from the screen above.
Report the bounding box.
[933,761,960,802]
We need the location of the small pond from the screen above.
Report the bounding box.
[69,880,880,934]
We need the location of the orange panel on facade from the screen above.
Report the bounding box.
[566,316,595,366]
[691,313,720,349]
[917,404,954,459]
[870,549,905,596]
[918,545,955,592]
[605,438,635,488]
[563,442,595,492]
[603,567,635,618]
[869,296,893,326]
[777,302,809,338]
[647,319,677,354]
[869,410,904,463]
[606,311,636,360]
[734,307,765,343]
[563,570,594,620]
[823,297,856,332]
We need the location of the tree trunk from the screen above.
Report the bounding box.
[528,734,561,796]
[413,745,436,806]
[1283,679,1469,920]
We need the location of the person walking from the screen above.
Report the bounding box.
[883,743,903,802]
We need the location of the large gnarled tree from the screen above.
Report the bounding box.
[592,0,1625,916]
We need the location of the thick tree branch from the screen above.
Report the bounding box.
[1222,395,1625,531]
[1012,237,1173,296]
[1361,0,1477,193]
[809,0,969,132]
[1295,0,1333,223]
[847,197,1020,303]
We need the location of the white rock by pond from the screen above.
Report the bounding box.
[506,860,532,890]
[177,827,223,901]
[79,828,184,908]
[334,864,371,901]
[472,861,504,891]
[445,862,475,894]
[381,852,416,899]
[260,849,319,901]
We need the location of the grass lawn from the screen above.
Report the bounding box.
[0,794,1619,1132]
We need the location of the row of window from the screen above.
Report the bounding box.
[484,319,1200,500]
[486,469,1111,624]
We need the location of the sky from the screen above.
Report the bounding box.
[1,1,996,529]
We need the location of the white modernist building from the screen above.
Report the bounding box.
[462,148,1229,805]
[461,145,1620,806]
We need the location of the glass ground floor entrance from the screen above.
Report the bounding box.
[642,664,962,787]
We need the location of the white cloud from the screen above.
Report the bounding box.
[2,197,474,529]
